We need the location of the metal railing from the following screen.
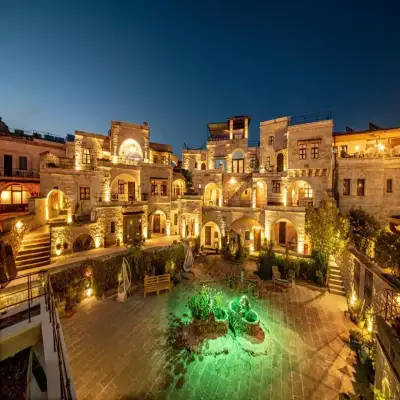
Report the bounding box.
[0,271,73,399]
[9,128,68,143]
[289,111,331,126]
[94,192,149,203]
[0,168,40,178]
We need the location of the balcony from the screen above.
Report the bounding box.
[95,192,148,204]
[0,168,39,180]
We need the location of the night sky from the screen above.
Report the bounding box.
[1,1,399,155]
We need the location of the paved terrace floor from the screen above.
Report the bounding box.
[61,281,366,400]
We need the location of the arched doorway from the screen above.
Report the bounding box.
[288,180,314,207]
[46,189,69,221]
[73,234,94,253]
[231,217,263,252]
[277,153,284,172]
[255,181,267,208]
[232,149,245,173]
[110,174,138,202]
[119,139,143,163]
[172,179,186,196]
[201,221,221,249]
[203,183,220,206]
[0,184,31,212]
[201,162,206,170]
[149,210,167,235]
[272,219,298,251]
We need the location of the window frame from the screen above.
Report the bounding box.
[19,156,28,170]
[343,179,351,196]
[299,143,307,160]
[272,181,281,193]
[110,221,116,233]
[311,142,319,159]
[357,179,365,196]
[79,187,90,200]
[245,230,250,240]
[161,181,168,196]
[118,180,125,194]
[151,180,158,196]
[268,136,274,146]
[82,148,91,165]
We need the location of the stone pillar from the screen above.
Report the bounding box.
[244,118,249,139]
[229,119,233,140]
[252,184,257,208]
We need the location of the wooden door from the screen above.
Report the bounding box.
[254,229,261,251]
[128,182,135,201]
[205,226,211,246]
[279,222,286,245]
[153,214,161,233]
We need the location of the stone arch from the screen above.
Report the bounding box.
[73,233,95,253]
[230,217,263,252]
[119,138,143,162]
[232,148,245,159]
[172,179,186,196]
[231,148,245,173]
[287,180,314,207]
[203,183,220,206]
[46,189,71,221]
[255,180,267,207]
[201,221,222,249]
[148,209,167,235]
[110,173,139,201]
[271,218,298,251]
[201,162,206,170]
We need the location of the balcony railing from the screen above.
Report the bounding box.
[95,193,148,203]
[0,168,39,179]
[227,200,252,208]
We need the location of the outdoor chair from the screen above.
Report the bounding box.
[272,266,281,280]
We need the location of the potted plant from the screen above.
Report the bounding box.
[228,295,260,336]
[65,296,74,319]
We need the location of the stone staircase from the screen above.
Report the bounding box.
[328,260,345,296]
[16,226,51,272]
[226,174,253,206]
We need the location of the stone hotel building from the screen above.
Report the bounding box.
[0,114,399,272]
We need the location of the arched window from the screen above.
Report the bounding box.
[194,162,198,169]
[232,149,244,173]
[277,153,284,172]
[172,180,185,196]
[201,163,206,170]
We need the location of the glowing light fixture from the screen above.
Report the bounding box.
[230,177,236,184]
[15,221,23,230]
[378,143,385,152]
[86,288,92,297]
[355,145,360,151]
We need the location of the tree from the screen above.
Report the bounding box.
[305,194,349,258]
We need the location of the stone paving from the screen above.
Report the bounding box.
[62,282,359,400]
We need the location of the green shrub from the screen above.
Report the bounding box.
[375,231,400,273]
[188,285,224,320]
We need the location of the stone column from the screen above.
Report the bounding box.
[229,119,233,140]
[244,118,249,139]
[252,184,257,208]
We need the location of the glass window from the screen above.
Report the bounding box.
[245,231,250,240]
[151,180,158,196]
[357,179,365,196]
[1,185,30,205]
[110,221,116,233]
[268,136,274,146]
[80,187,90,200]
[311,143,319,159]
[118,180,125,194]
[215,158,226,170]
[387,179,393,193]
[161,181,167,196]
[299,144,307,160]
[19,156,27,170]
[272,181,281,193]
[82,148,91,165]
[343,179,351,196]
[232,159,244,173]
[340,145,348,157]
[304,184,313,198]
[161,155,166,164]
[153,155,158,164]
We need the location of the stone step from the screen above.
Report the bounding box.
[328,277,343,285]
[16,249,51,261]
[16,254,50,267]
[20,239,51,249]
[329,266,340,273]
[329,287,346,296]
[17,258,50,272]
[328,282,345,291]
[18,245,51,254]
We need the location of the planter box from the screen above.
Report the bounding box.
[193,314,229,336]
[228,300,260,337]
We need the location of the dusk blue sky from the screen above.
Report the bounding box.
[1,1,399,155]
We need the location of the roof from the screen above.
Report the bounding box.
[208,115,251,136]
[150,142,172,153]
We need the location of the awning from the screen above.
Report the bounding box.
[231,218,261,234]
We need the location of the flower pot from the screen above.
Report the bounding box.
[66,308,74,319]
[228,300,260,337]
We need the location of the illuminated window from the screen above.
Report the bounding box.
[173,180,184,196]
[80,187,90,200]
[387,179,393,193]
[357,179,365,196]
[304,184,313,198]
[161,155,166,164]
[272,181,281,193]
[0,185,30,205]
[311,143,319,159]
[151,181,158,196]
[82,148,91,165]
[299,144,307,160]
[343,179,351,196]
[161,181,167,196]
[153,155,159,164]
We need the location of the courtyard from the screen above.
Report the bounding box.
[61,275,362,400]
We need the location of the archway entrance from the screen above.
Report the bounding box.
[110,174,138,202]
[255,181,267,208]
[288,180,314,207]
[201,221,221,249]
[149,210,167,236]
[73,234,94,253]
[46,189,69,221]
[272,219,298,251]
[203,183,219,206]
[123,212,143,244]
[231,217,263,252]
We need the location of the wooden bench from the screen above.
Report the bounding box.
[144,274,171,297]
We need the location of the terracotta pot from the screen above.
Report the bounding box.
[66,309,74,319]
